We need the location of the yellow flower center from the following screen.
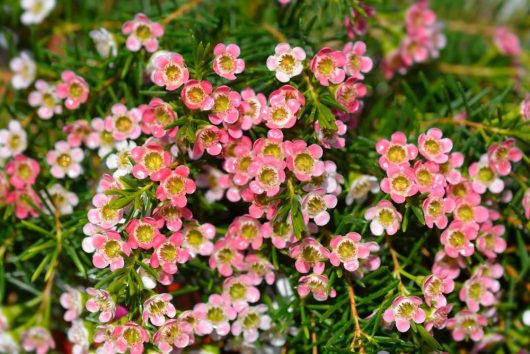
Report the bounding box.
[294,153,314,173]
[144,152,163,172]
[57,153,72,168]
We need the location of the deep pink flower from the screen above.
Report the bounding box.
[453,195,489,225]
[422,195,455,229]
[284,140,324,181]
[469,155,504,194]
[476,222,506,259]
[87,193,123,229]
[156,166,196,207]
[181,80,214,110]
[270,84,306,108]
[424,304,452,332]
[439,152,464,184]
[343,4,375,39]
[248,156,286,196]
[126,217,165,250]
[289,237,330,274]
[86,288,116,323]
[440,221,479,258]
[131,144,171,181]
[301,189,337,226]
[153,319,194,352]
[413,160,445,196]
[243,254,275,285]
[55,71,89,110]
[6,188,42,219]
[46,140,84,179]
[448,310,488,342]
[5,154,40,189]
[422,274,454,308]
[493,27,521,57]
[487,139,522,176]
[113,322,149,354]
[28,80,62,119]
[266,43,306,82]
[315,119,347,149]
[380,165,418,203]
[223,136,254,186]
[151,52,189,90]
[418,128,453,163]
[82,230,130,271]
[263,93,300,130]
[122,13,164,52]
[335,77,367,113]
[446,179,481,203]
[181,221,216,256]
[297,273,336,301]
[329,232,378,272]
[191,125,228,159]
[405,1,436,37]
[213,43,245,80]
[365,199,402,236]
[194,294,237,336]
[310,47,346,86]
[459,275,497,312]
[209,238,245,277]
[150,233,190,274]
[141,98,178,138]
[222,275,260,312]
[383,296,426,332]
[208,85,241,125]
[376,131,418,171]
[226,215,264,250]
[342,41,372,79]
[231,304,272,343]
[143,293,177,326]
[22,327,55,354]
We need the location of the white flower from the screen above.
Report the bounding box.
[9,51,36,89]
[106,140,136,178]
[345,175,379,205]
[0,333,19,354]
[0,120,27,158]
[67,320,89,354]
[28,80,62,119]
[47,183,79,214]
[89,28,118,58]
[20,0,55,25]
[266,43,306,82]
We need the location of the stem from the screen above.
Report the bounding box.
[161,0,202,25]
[386,235,408,295]
[346,275,365,354]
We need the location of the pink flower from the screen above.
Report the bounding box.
[285,140,324,181]
[194,294,237,336]
[209,238,245,277]
[297,273,336,301]
[104,103,142,141]
[191,125,228,158]
[289,237,330,274]
[380,165,418,203]
[55,71,89,110]
[143,293,177,326]
[21,327,55,354]
[448,310,488,342]
[383,296,426,332]
[213,43,245,80]
[440,221,479,258]
[315,119,347,149]
[263,93,300,129]
[181,221,216,256]
[156,166,196,207]
[243,254,275,285]
[342,41,372,79]
[310,47,346,86]
[493,27,521,57]
[439,152,464,184]
[303,160,344,195]
[459,275,497,312]
[153,202,192,232]
[93,325,116,353]
[86,288,116,322]
[432,250,465,280]
[405,1,436,37]
[60,286,83,322]
[208,85,241,125]
[424,304,452,332]
[46,140,84,179]
[413,160,445,196]
[126,217,164,249]
[87,193,123,229]
[6,188,42,219]
[476,222,506,259]
[150,233,190,274]
[253,128,285,160]
[422,274,454,307]
[422,195,455,229]
[122,13,164,52]
[329,232,378,272]
[239,88,267,126]
[335,77,367,113]
[63,120,98,148]
[520,94,530,121]
[141,98,178,138]
[453,195,489,225]
[343,4,375,39]
[301,189,337,226]
[248,156,286,196]
[131,144,171,181]
[28,80,62,119]
[222,275,260,312]
[151,52,189,90]
[365,200,402,236]
[270,84,306,108]
[487,139,522,176]
[153,319,194,352]
[400,36,430,66]
[376,132,418,171]
[266,43,306,82]
[82,230,130,271]
[418,128,453,163]
[523,188,530,219]
[113,322,149,354]
[468,155,504,194]
[231,304,272,343]
[5,154,40,189]
[262,219,295,249]
[446,179,480,202]
[181,80,214,110]
[226,215,264,250]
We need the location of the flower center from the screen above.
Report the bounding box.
[238,156,252,172]
[144,152,163,172]
[392,175,410,193]
[166,176,184,195]
[57,153,73,168]
[457,205,473,222]
[428,200,442,216]
[258,167,279,186]
[69,82,83,99]
[302,246,320,262]
[494,147,508,161]
[187,229,203,246]
[155,107,173,126]
[387,145,406,163]
[317,57,334,76]
[468,282,483,300]
[214,95,230,113]
[263,142,282,159]
[478,167,494,183]
[115,116,132,132]
[104,240,121,258]
[337,240,357,259]
[123,328,141,345]
[448,231,465,247]
[378,208,394,226]
[199,129,218,147]
[416,169,432,186]
[279,54,296,74]
[229,283,247,300]
[188,87,205,104]
[241,223,258,240]
[136,225,154,243]
[148,300,166,315]
[271,106,289,123]
[160,243,177,261]
[243,313,260,329]
[348,54,361,70]
[101,204,117,221]
[294,153,314,173]
[306,195,325,215]
[219,55,234,72]
[217,248,234,263]
[42,93,55,107]
[423,139,440,155]
[207,307,225,323]
[8,134,21,149]
[18,163,31,179]
[165,64,182,82]
[452,183,467,197]
[427,278,442,295]
[396,301,415,319]
[135,25,151,40]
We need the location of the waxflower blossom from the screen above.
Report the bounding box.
[126,217,164,250]
[231,305,272,343]
[329,232,378,272]
[6,188,42,219]
[335,77,367,113]
[20,0,55,25]
[0,120,27,158]
[263,93,300,130]
[67,320,89,354]
[82,230,130,270]
[141,98,178,138]
[60,286,83,322]
[28,80,62,119]
[63,120,98,148]
[459,275,497,312]
[447,310,488,341]
[262,219,295,249]
[213,43,245,80]
[244,254,276,285]
[380,165,418,203]
[342,41,373,79]
[106,140,137,178]
[487,139,522,176]
[122,13,164,52]
[376,131,418,171]
[310,47,346,86]
[365,200,402,236]
[285,140,324,181]
[181,221,216,256]
[289,237,330,274]
[413,160,445,196]
[223,275,260,312]
[131,144,171,180]
[104,103,142,141]
[315,119,347,149]
[113,322,149,354]
[266,43,306,82]
[87,193,124,229]
[5,155,40,188]
[151,52,189,90]
[440,221,479,258]
[468,155,504,194]
[93,325,116,353]
[86,288,116,322]
[9,51,36,89]
[521,94,530,121]
[227,215,264,250]
[432,250,465,280]
[194,294,237,336]
[90,28,118,58]
[208,85,241,125]
[438,152,464,184]
[191,125,229,158]
[301,190,337,226]
[422,195,455,229]
[297,273,336,301]
[383,296,426,332]
[424,304,452,331]
[493,27,521,57]
[422,274,455,307]
[46,140,84,179]
[345,174,379,205]
[0,333,19,354]
[248,156,286,197]
[56,71,89,110]
[143,293,177,326]
[156,166,196,207]
[47,183,79,214]
[453,195,489,225]
[240,88,267,126]
[21,327,55,354]
[151,233,190,274]
[153,319,194,352]
[418,128,453,163]
[209,239,245,277]
[181,80,214,110]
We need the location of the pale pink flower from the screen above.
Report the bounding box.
[113,322,149,354]
[60,286,83,322]
[226,215,264,250]
[471,333,505,354]
[487,139,522,176]
[208,85,241,126]
[46,140,84,179]
[342,41,372,79]
[122,13,164,52]
[285,140,324,181]
[181,80,214,110]
[86,288,116,323]
[301,189,337,226]
[289,237,330,274]
[0,120,27,158]
[223,275,260,312]
[179,221,215,256]
[432,250,465,280]
[303,160,344,195]
[266,43,306,82]
[453,195,489,225]
[262,219,295,249]
[55,71,89,110]
[239,88,267,126]
[523,188,530,219]
[63,120,97,148]
[82,230,130,271]
[383,296,426,332]
[376,132,418,171]
[310,47,346,86]
[447,310,487,341]
[469,155,504,194]
[329,232,378,272]
[476,223,506,259]
[314,119,347,149]
[439,152,464,184]
[6,188,42,219]
[213,43,245,80]
[474,261,504,280]
[28,80,62,119]
[194,294,237,336]
[143,293,177,326]
[150,233,190,274]
[405,1,436,37]
[440,221,479,258]
[151,52,189,90]
[380,165,418,203]
[413,160,445,196]
[104,104,142,141]
[493,27,521,57]
[418,128,453,163]
[297,273,336,301]
[106,140,137,178]
[9,51,36,89]
[141,98,177,138]
[446,179,480,202]
[153,319,194,352]
[126,217,164,250]
[424,304,452,331]
[422,195,455,229]
[90,117,115,157]
[270,84,306,108]
[209,238,245,277]
[21,327,55,354]
[93,324,116,353]
[459,275,497,312]
[248,156,286,196]
[5,155,40,189]
[346,175,379,205]
[422,274,454,308]
[243,254,275,285]
[156,166,196,207]
[400,36,430,66]
[253,128,285,160]
[335,77,367,113]
[131,144,171,181]
[196,167,229,202]
[67,320,89,354]
[365,200,402,236]
[191,125,228,158]
[263,93,300,129]
[520,94,530,121]
[231,304,271,343]
[87,193,123,229]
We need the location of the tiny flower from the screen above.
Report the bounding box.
[153,319,194,352]
[87,193,123,229]
[60,286,83,322]
[439,152,464,185]
[181,80,214,110]
[375,132,418,171]
[335,77,367,113]
[28,80,62,119]
[380,165,418,203]
[21,327,55,354]
[196,167,229,202]
[289,237,330,274]
[413,160,445,196]
[440,221,479,258]
[208,85,241,125]
[181,221,216,256]
[47,183,79,214]
[143,293,177,326]
[521,94,530,121]
[126,217,164,250]
[459,275,497,312]
[151,52,189,90]
[0,120,27,158]
[243,254,276,285]
[122,13,164,52]
[487,139,522,176]
[365,200,402,236]
[213,43,245,80]
[194,294,237,336]
[405,0,436,36]
[262,219,296,249]
[223,275,260,312]
[113,322,149,354]
[315,119,347,149]
[9,51,36,89]
[209,238,245,277]
[248,156,286,197]
[239,88,267,126]
[304,160,344,195]
[310,47,346,86]
[383,296,426,332]
[153,202,192,232]
[453,195,489,225]
[104,103,142,141]
[0,333,19,354]
[447,310,488,342]
[67,320,89,354]
[6,188,42,219]
[329,232,378,272]
[468,155,503,194]
[131,144,171,181]
[191,125,228,158]
[523,188,530,219]
[46,140,84,179]
[493,27,521,57]
[86,288,116,322]
[418,128,453,163]
[226,215,264,250]
[5,155,40,189]
[345,175,379,205]
[266,43,306,82]
[424,304,452,331]
[263,95,300,130]
[55,71,89,110]
[156,166,196,207]
[141,98,178,138]
[297,273,336,301]
[106,140,137,178]
[342,41,373,79]
[422,195,455,229]
[432,250,465,280]
[63,120,97,148]
[82,230,130,271]
[301,189,337,226]
[422,274,455,308]
[90,28,118,58]
[285,140,324,181]
[231,305,272,343]
[150,233,190,274]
